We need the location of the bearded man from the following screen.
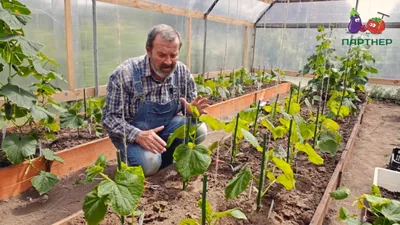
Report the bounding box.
[102,24,209,176]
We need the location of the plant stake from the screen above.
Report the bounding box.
[313,105,321,149]
[287,119,293,163]
[201,173,208,225]
[252,100,261,135]
[231,113,240,164]
[257,133,267,211]
[182,117,191,190]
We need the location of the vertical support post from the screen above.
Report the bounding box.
[92,0,99,97]
[243,26,249,68]
[64,0,75,90]
[186,17,192,69]
[202,17,208,77]
[251,26,257,71]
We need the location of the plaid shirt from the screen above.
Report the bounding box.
[102,55,197,142]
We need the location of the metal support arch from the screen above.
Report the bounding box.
[202,0,220,77]
[92,0,99,97]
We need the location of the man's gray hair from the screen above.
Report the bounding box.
[146,24,182,50]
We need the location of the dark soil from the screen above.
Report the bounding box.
[66,97,361,225]
[380,186,400,201]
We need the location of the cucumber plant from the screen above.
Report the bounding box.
[0,0,67,195]
[330,185,400,225]
[82,153,145,225]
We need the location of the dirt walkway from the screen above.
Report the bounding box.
[324,101,400,224]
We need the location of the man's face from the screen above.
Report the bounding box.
[147,35,180,78]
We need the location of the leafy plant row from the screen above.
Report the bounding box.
[0,1,105,195]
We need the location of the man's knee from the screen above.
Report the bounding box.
[128,150,162,177]
[195,122,207,144]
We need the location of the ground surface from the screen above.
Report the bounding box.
[324,101,400,225]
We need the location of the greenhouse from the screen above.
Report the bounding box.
[0,0,400,224]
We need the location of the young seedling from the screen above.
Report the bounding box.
[82,152,145,225]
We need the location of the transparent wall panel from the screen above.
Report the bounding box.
[8,0,68,90]
[357,0,400,23]
[190,19,204,74]
[254,27,399,79]
[73,1,188,87]
[205,21,245,72]
[247,27,254,69]
[145,0,214,13]
[212,0,269,22]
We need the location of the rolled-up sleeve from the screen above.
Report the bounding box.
[102,70,141,143]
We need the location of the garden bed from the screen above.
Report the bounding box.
[49,96,366,225]
[0,82,289,200]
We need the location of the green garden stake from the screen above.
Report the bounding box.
[313,105,321,149]
[287,88,293,114]
[336,79,347,121]
[231,113,240,164]
[297,82,301,103]
[287,119,293,163]
[257,133,267,211]
[201,173,208,225]
[116,149,122,171]
[272,94,280,122]
[253,100,261,135]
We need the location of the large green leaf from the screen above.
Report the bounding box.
[363,194,391,206]
[199,114,224,131]
[241,128,262,152]
[317,131,340,157]
[337,207,362,225]
[381,200,400,223]
[295,142,324,165]
[173,144,211,182]
[2,1,31,15]
[272,157,295,190]
[83,190,108,225]
[60,110,84,128]
[2,134,37,164]
[19,36,44,56]
[298,123,315,140]
[0,7,30,29]
[31,104,55,121]
[330,187,351,200]
[41,148,64,163]
[31,171,59,195]
[0,83,36,109]
[97,168,144,216]
[225,167,252,200]
[322,118,340,131]
[167,124,196,147]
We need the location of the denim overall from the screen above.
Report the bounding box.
[111,60,194,176]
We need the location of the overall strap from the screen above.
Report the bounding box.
[131,59,145,103]
[171,71,180,100]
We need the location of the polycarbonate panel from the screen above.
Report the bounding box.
[190,19,204,74]
[7,0,68,90]
[145,0,214,13]
[73,1,188,87]
[356,0,400,24]
[211,0,269,22]
[246,27,254,69]
[260,1,354,24]
[205,21,245,72]
[254,27,399,80]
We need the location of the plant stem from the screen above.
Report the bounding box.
[120,216,125,225]
[336,79,347,121]
[83,88,87,120]
[257,133,267,211]
[286,119,293,163]
[99,173,113,182]
[271,94,279,122]
[313,105,321,149]
[185,117,191,145]
[261,180,277,197]
[201,173,208,225]
[231,113,240,164]
[252,100,261,135]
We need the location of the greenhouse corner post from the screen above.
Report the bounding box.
[202,0,220,77]
[92,0,99,97]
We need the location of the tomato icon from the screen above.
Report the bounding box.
[365,17,386,34]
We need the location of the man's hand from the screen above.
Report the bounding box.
[180,96,210,116]
[135,126,166,154]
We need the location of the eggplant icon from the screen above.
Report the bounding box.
[348,8,362,33]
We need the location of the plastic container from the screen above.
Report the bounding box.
[388,147,400,172]
[373,167,400,192]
